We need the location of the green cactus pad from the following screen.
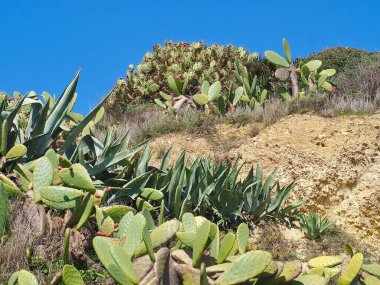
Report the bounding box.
[361,273,380,285]
[176,232,195,247]
[101,205,136,222]
[141,188,164,201]
[195,216,207,229]
[200,263,209,285]
[0,183,9,237]
[5,144,27,160]
[42,197,79,210]
[289,274,329,285]
[33,157,54,202]
[207,263,233,273]
[58,155,72,168]
[40,186,84,202]
[193,220,211,267]
[111,244,139,284]
[216,250,272,285]
[182,212,196,232]
[141,207,156,230]
[210,225,220,259]
[142,226,156,262]
[309,267,341,278]
[62,265,85,285]
[0,174,24,196]
[237,223,249,255]
[93,237,133,285]
[363,264,380,277]
[308,256,344,268]
[343,252,364,282]
[124,213,146,256]
[44,149,58,168]
[96,208,115,235]
[114,212,134,238]
[75,193,94,230]
[59,163,95,192]
[136,197,154,211]
[278,260,303,282]
[257,261,279,278]
[13,163,33,192]
[16,270,39,285]
[134,219,180,257]
[217,232,235,264]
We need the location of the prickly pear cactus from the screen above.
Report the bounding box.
[217,232,235,264]
[33,157,54,202]
[363,264,380,277]
[338,252,363,285]
[59,163,95,192]
[236,223,249,255]
[0,182,9,237]
[193,219,211,267]
[215,250,272,285]
[289,274,329,285]
[5,144,27,160]
[308,255,344,268]
[62,265,85,285]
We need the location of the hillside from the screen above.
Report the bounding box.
[149,113,380,258]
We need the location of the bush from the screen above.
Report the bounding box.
[106,41,272,113]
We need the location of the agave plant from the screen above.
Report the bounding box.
[299,211,333,239]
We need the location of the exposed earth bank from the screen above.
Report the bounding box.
[149,114,380,259]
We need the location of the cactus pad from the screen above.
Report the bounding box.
[309,267,341,278]
[101,205,136,222]
[59,163,95,192]
[141,188,164,201]
[308,255,344,268]
[182,212,196,232]
[363,264,380,277]
[193,220,210,267]
[33,157,54,202]
[5,144,27,160]
[216,250,272,285]
[124,213,146,257]
[62,265,85,285]
[236,223,249,255]
[289,274,329,285]
[40,186,84,202]
[111,244,139,284]
[217,232,235,264]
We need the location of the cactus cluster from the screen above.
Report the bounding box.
[107,41,268,113]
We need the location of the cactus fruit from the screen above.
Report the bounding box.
[59,163,95,192]
[193,220,211,267]
[338,252,363,285]
[33,157,54,202]
[134,219,180,257]
[62,265,85,285]
[215,250,272,285]
[217,232,235,264]
[5,144,27,160]
[308,255,344,268]
[236,223,249,255]
[363,264,380,277]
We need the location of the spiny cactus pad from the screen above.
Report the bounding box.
[309,267,341,278]
[217,232,235,264]
[5,144,27,160]
[308,255,344,268]
[363,264,380,277]
[114,211,134,238]
[140,188,164,201]
[62,265,85,285]
[236,223,249,255]
[182,212,196,232]
[134,219,180,257]
[193,219,211,267]
[215,250,272,285]
[59,163,95,192]
[289,274,329,285]
[40,186,84,202]
[33,157,54,202]
[0,174,24,196]
[124,213,146,257]
[111,245,139,284]
[340,252,364,283]
[102,205,136,222]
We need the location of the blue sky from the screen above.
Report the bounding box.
[0,0,379,114]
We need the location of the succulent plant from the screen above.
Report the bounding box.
[299,210,333,239]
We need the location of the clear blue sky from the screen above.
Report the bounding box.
[1,0,379,114]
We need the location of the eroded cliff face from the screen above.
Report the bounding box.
[150,114,380,257]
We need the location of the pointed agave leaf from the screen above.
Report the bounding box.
[159,147,172,171]
[282,38,292,64]
[265,51,290,68]
[60,91,112,153]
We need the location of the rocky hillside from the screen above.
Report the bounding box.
[149,114,380,258]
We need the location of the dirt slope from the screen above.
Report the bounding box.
[150,114,380,258]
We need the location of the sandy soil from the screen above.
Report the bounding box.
[149,114,380,259]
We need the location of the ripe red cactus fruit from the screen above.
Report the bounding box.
[113,223,119,228]
[95,193,102,199]
[105,186,113,192]
[57,166,62,171]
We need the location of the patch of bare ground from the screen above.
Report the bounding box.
[150,114,380,259]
